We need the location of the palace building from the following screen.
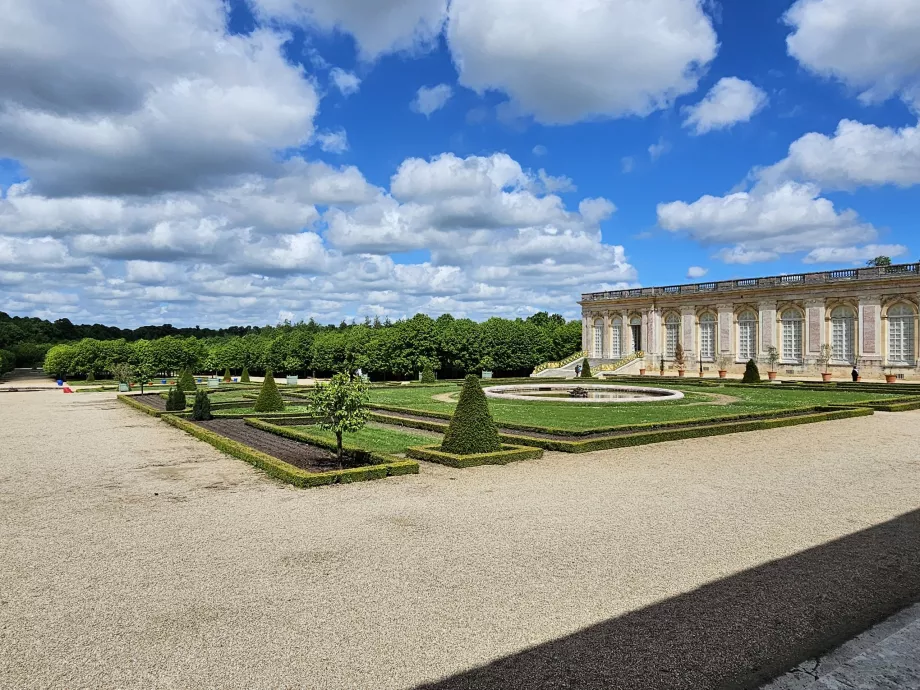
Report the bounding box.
[578,263,920,379]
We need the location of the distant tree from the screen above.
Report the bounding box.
[866,256,892,267]
[308,373,369,461]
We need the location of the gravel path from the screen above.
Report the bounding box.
[3,391,920,689]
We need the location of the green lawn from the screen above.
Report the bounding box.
[289,423,439,454]
[368,382,904,431]
[214,404,314,415]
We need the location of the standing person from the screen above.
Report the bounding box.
[851,365,859,382]
[575,364,582,377]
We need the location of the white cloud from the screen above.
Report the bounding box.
[682,77,768,134]
[686,266,709,279]
[649,138,671,161]
[621,157,635,173]
[802,244,908,265]
[251,0,448,60]
[761,119,920,189]
[785,0,920,110]
[329,68,361,96]
[410,84,453,117]
[532,145,548,157]
[447,0,717,124]
[658,181,881,263]
[315,129,350,154]
[0,0,319,197]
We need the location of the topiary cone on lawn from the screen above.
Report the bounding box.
[580,358,593,378]
[440,375,502,455]
[742,359,761,383]
[178,368,197,392]
[240,367,251,383]
[223,367,232,382]
[253,370,285,412]
[191,389,212,421]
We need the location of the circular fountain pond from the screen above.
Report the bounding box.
[483,384,684,403]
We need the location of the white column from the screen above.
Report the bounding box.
[581,314,589,353]
[758,301,777,357]
[681,307,696,361]
[603,312,611,359]
[717,304,734,357]
[805,299,825,360]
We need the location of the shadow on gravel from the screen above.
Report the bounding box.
[417,509,920,690]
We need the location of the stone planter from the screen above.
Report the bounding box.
[767,371,777,381]
[207,378,220,388]
[481,371,493,379]
[118,383,130,392]
[886,374,897,383]
[821,372,833,382]
[718,370,727,378]
[286,375,298,385]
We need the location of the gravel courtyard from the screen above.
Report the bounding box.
[3,391,920,689]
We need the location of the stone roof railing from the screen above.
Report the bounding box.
[581,263,920,303]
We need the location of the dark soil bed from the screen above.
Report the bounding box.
[133,393,167,410]
[192,418,359,473]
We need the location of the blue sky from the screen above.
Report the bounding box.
[0,0,918,327]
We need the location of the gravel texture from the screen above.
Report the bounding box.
[2,389,920,689]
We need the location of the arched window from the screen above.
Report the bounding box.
[831,306,856,363]
[665,314,680,359]
[888,304,916,364]
[593,318,604,358]
[738,311,757,361]
[611,317,622,358]
[781,309,804,362]
[699,313,716,360]
[630,316,642,353]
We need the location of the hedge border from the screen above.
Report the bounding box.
[117,393,182,417]
[161,415,417,487]
[406,443,543,468]
[374,407,873,453]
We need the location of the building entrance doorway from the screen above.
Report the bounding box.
[630,319,642,353]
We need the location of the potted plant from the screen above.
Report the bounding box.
[817,344,833,382]
[480,356,495,379]
[675,342,686,377]
[716,355,731,379]
[766,346,780,381]
[659,358,665,376]
[885,365,898,384]
[113,363,133,393]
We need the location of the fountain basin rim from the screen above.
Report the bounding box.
[483,383,684,403]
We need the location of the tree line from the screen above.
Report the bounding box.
[33,312,580,381]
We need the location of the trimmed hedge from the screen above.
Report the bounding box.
[580,358,592,378]
[441,375,502,454]
[742,359,761,383]
[253,371,285,412]
[191,389,212,421]
[241,367,251,383]
[118,394,165,417]
[162,415,418,487]
[406,443,543,468]
[178,369,197,392]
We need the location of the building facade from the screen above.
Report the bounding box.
[579,264,920,379]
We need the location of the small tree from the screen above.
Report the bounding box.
[240,367,251,383]
[818,344,834,375]
[191,389,212,421]
[441,375,502,455]
[716,354,731,372]
[742,359,761,383]
[766,346,780,372]
[113,363,134,390]
[135,362,156,394]
[223,367,232,382]
[165,386,186,411]
[866,256,892,267]
[178,368,197,392]
[674,342,686,372]
[580,358,593,378]
[308,373,369,461]
[253,370,285,412]
[420,361,437,383]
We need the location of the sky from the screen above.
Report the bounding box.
[0,0,919,328]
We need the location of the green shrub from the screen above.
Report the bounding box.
[240,367,250,383]
[580,358,592,378]
[178,368,197,392]
[420,362,436,383]
[441,375,502,455]
[192,389,212,421]
[223,367,232,382]
[742,359,761,383]
[86,371,95,383]
[253,371,285,412]
[165,386,186,411]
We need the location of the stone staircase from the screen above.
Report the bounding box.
[531,352,646,378]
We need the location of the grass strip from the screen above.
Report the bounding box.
[406,444,543,468]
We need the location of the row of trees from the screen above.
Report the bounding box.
[41,312,581,380]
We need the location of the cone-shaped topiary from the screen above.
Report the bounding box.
[223,367,232,382]
[742,359,761,383]
[86,371,95,383]
[165,386,186,411]
[580,358,592,378]
[178,368,197,392]
[191,389,212,421]
[240,367,250,383]
[440,375,502,455]
[253,370,285,412]
[420,362,436,383]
